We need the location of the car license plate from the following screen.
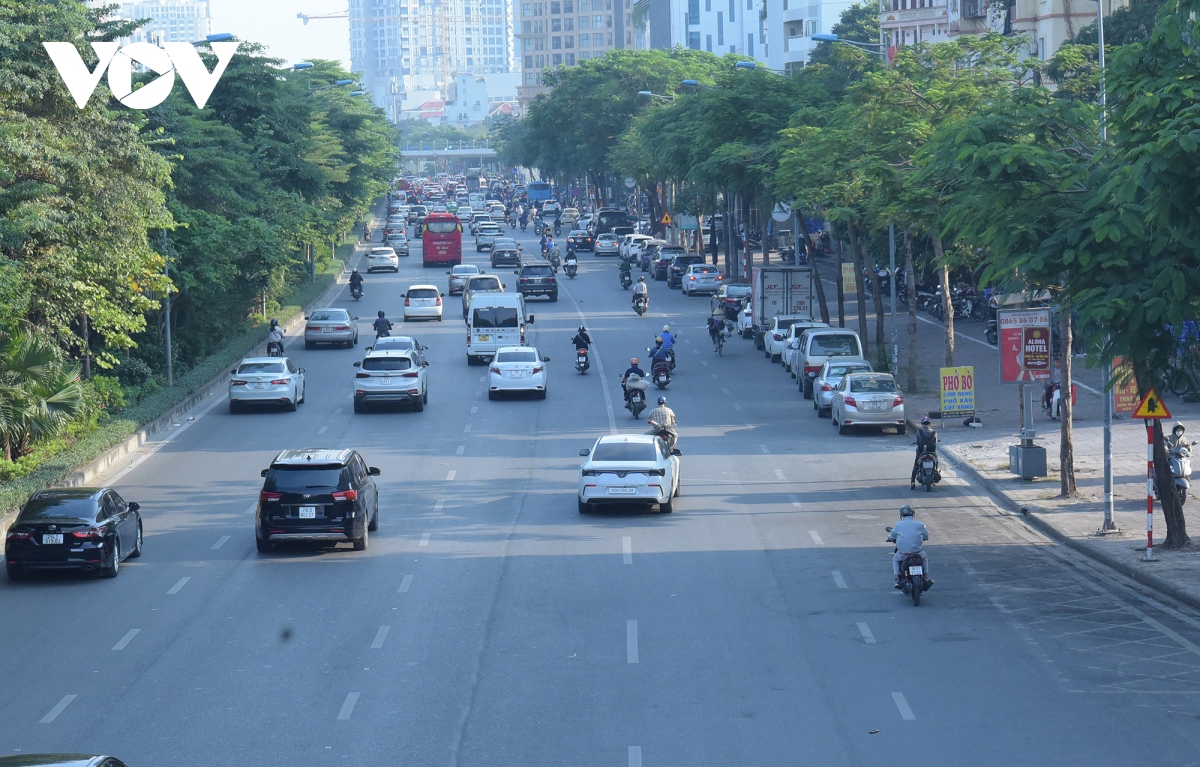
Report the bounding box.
[252,383,265,390]
[863,401,886,411]
[608,487,636,494]
[298,506,316,519]
[42,533,63,545]
[322,327,333,333]
[923,461,934,469]
[909,565,923,576]
[477,334,490,341]
[381,377,392,384]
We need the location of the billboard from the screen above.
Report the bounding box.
[998,308,1052,383]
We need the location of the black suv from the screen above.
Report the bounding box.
[667,254,705,288]
[653,247,686,281]
[256,449,381,553]
[491,248,521,268]
[515,263,558,302]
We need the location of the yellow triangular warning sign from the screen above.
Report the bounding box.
[1133,388,1171,419]
[660,213,672,225]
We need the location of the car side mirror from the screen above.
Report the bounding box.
[422,360,429,367]
[513,270,519,274]
[127,502,140,512]
[579,448,590,456]
[445,270,451,274]
[671,448,683,457]
[261,469,269,477]
[542,356,551,362]
[304,316,310,320]
[502,283,507,288]
[231,369,237,375]
[365,346,373,352]
[441,292,446,297]
[527,316,535,324]
[353,361,361,367]
[367,466,381,476]
[298,368,305,374]
[886,526,893,533]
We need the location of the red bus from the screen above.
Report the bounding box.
[421,212,463,267]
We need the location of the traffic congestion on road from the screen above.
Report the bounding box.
[3,177,1200,766]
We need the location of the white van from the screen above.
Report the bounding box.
[797,329,865,398]
[467,293,533,365]
[469,192,486,209]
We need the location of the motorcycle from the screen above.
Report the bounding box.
[620,271,633,290]
[647,418,678,452]
[575,347,590,374]
[266,340,284,357]
[625,374,649,418]
[633,295,647,315]
[549,253,562,273]
[520,220,528,231]
[888,529,930,607]
[665,347,676,371]
[350,284,362,301]
[985,318,998,346]
[553,221,561,236]
[915,450,940,491]
[564,259,578,278]
[648,355,671,389]
[1171,444,1192,507]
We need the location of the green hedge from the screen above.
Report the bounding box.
[0,250,351,517]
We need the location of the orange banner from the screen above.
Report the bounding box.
[1112,357,1139,414]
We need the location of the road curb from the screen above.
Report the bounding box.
[932,431,1200,613]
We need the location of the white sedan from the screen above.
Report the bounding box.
[367,246,399,273]
[577,434,681,514]
[229,357,305,413]
[403,284,444,321]
[487,346,549,400]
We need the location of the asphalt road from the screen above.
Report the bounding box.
[3,218,1200,766]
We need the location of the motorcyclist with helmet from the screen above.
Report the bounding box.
[372,310,393,338]
[571,326,592,351]
[266,318,284,356]
[646,395,678,451]
[632,276,648,310]
[911,416,940,489]
[887,505,932,589]
[349,268,364,298]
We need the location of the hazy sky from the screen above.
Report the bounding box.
[208,0,352,70]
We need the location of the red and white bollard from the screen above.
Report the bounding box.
[1146,420,1155,560]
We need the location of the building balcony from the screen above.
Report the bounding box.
[782,5,805,22]
[881,6,948,25]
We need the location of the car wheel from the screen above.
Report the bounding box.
[5,562,24,580]
[488,391,497,400]
[673,479,681,498]
[353,523,369,551]
[354,336,359,345]
[229,401,240,414]
[423,389,429,405]
[550,292,558,302]
[353,400,364,413]
[819,407,831,419]
[298,384,306,404]
[412,396,424,412]
[538,389,547,400]
[578,498,589,514]
[771,353,781,363]
[660,498,674,514]
[466,355,477,366]
[256,534,272,553]
[368,508,379,532]
[837,413,848,435]
[101,539,120,578]
[803,379,813,400]
[285,395,298,412]
[305,341,314,350]
[128,521,143,558]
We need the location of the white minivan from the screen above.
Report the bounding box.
[466,293,534,366]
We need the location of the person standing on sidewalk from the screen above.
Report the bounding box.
[911,416,939,490]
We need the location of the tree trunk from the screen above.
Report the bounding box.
[905,228,918,392]
[834,225,845,328]
[862,231,886,368]
[847,224,870,357]
[81,312,90,379]
[1059,310,1077,496]
[1152,419,1192,548]
[796,212,830,324]
[741,195,753,283]
[932,235,954,367]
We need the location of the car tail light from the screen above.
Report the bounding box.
[355,389,366,396]
[893,396,905,408]
[532,366,543,374]
[489,366,501,374]
[404,297,411,306]
[548,277,556,283]
[307,326,320,333]
[402,372,419,378]
[649,468,665,476]
[773,333,783,341]
[843,395,857,407]
[270,379,289,385]
[6,530,31,540]
[259,491,282,502]
[716,275,723,280]
[356,372,370,379]
[332,489,358,502]
[582,470,597,477]
[333,325,350,331]
[409,388,420,394]
[804,365,821,375]
[71,525,109,539]
[820,383,833,392]
[436,296,442,306]
[230,379,248,386]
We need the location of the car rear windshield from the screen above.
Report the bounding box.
[850,376,897,393]
[592,442,657,462]
[811,334,861,355]
[522,265,553,276]
[408,288,438,299]
[373,338,414,351]
[496,350,538,362]
[238,362,285,374]
[467,277,502,291]
[472,307,520,328]
[425,221,459,233]
[494,250,519,258]
[829,364,871,377]
[725,286,751,296]
[20,495,97,521]
[363,357,413,371]
[452,266,480,275]
[265,467,345,492]
[311,310,348,321]
[692,265,717,273]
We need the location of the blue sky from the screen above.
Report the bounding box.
[209,0,352,70]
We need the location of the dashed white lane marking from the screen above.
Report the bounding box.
[337,692,360,720]
[809,531,824,546]
[622,536,633,564]
[446,470,457,481]
[832,570,848,589]
[627,620,639,664]
[463,424,472,433]
[112,629,140,651]
[419,533,431,547]
[39,695,76,724]
[317,426,328,434]
[710,373,717,379]
[628,746,643,767]
[734,403,742,410]
[722,388,730,394]
[787,494,801,508]
[470,406,478,414]
[167,576,191,595]
[245,502,258,515]
[759,445,769,454]
[434,499,445,513]
[892,692,916,720]
[211,535,230,550]
[370,626,391,649]
[774,469,785,480]
[398,574,414,593]
[476,390,482,397]
[456,445,465,455]
[701,360,709,367]
[478,376,485,382]
[692,348,699,355]
[857,622,876,644]
[333,407,343,415]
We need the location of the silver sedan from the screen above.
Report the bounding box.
[304,308,359,349]
[446,264,482,295]
[813,360,874,418]
[831,372,907,435]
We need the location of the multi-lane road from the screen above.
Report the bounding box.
[3,218,1200,766]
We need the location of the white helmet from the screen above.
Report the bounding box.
[662,324,671,332]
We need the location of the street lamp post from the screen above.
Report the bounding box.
[811,33,887,56]
[637,90,675,102]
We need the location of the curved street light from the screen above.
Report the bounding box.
[638,90,675,101]
[811,33,886,55]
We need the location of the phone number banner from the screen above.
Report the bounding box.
[998,308,1052,383]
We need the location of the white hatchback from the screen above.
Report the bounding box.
[229,357,305,413]
[367,247,399,273]
[487,346,549,399]
[403,284,444,321]
[577,434,681,514]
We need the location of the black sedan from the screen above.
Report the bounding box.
[5,488,142,580]
[0,756,128,767]
[567,230,594,252]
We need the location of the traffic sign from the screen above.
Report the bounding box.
[624,177,636,188]
[660,212,672,225]
[1133,388,1171,419]
[772,202,792,223]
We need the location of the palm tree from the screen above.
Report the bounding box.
[0,331,84,461]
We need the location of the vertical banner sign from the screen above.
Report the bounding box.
[1112,356,1140,414]
[841,263,858,295]
[940,366,976,417]
[789,269,814,317]
[997,308,1052,383]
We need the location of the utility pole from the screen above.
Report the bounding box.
[1096,0,1117,532]
[162,228,173,387]
[889,223,897,373]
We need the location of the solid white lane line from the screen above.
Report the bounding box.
[470,406,478,414]
[167,576,191,595]
[832,570,848,589]
[39,695,77,724]
[809,531,825,545]
[622,536,633,564]
[787,494,801,509]
[211,535,230,550]
[111,629,140,651]
[337,692,360,720]
[317,426,328,434]
[463,424,472,433]
[892,692,916,720]
[857,622,876,644]
[434,499,445,513]
[398,574,414,593]
[759,444,769,454]
[370,626,391,649]
[627,620,639,664]
[446,469,457,481]
[629,746,643,767]
[774,469,785,480]
[419,533,431,547]
[456,445,465,455]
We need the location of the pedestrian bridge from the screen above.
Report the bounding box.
[400,147,497,159]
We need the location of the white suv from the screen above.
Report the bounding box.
[352,350,428,412]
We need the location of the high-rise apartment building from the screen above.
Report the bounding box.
[516,0,630,106]
[114,0,212,44]
[763,0,854,72]
[350,0,515,116]
[645,0,768,61]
